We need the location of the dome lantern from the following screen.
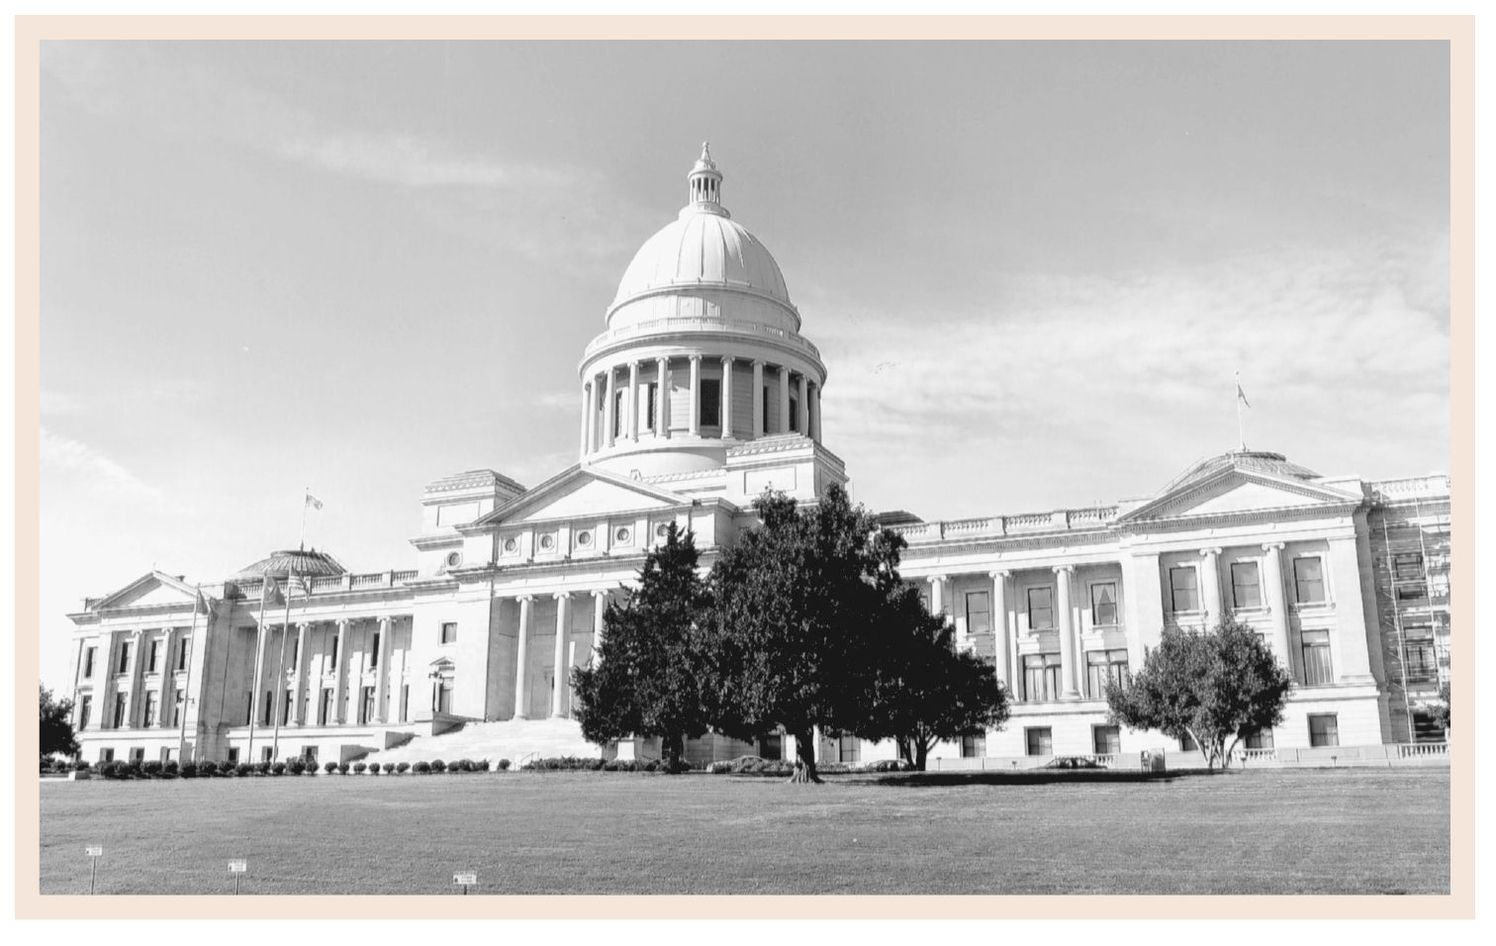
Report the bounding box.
[687,141,725,213]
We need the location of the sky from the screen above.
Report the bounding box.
[37,40,1450,689]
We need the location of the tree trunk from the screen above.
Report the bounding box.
[895,736,912,767]
[914,740,929,773]
[787,727,822,784]
[662,732,685,774]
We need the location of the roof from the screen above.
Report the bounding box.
[1157,450,1321,497]
[232,548,348,581]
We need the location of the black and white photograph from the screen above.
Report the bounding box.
[24,21,1467,914]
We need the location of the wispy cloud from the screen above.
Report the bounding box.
[41,427,164,501]
[532,391,580,412]
[276,131,579,191]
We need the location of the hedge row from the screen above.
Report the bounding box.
[518,756,700,772]
[86,757,508,779]
[705,755,912,775]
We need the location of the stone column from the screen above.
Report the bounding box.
[332,619,350,724]
[809,383,822,442]
[155,628,175,728]
[1055,566,1079,698]
[513,596,533,719]
[927,575,949,627]
[1260,543,1293,675]
[752,360,765,437]
[592,590,608,664]
[990,571,1011,689]
[1200,547,1224,626]
[292,621,312,725]
[656,357,671,439]
[579,383,590,456]
[797,374,809,435]
[778,367,791,434]
[552,593,570,718]
[250,626,274,729]
[1327,535,1376,684]
[376,616,394,722]
[604,368,617,447]
[688,355,702,435]
[720,356,734,438]
[627,361,640,442]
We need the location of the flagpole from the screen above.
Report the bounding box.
[270,562,295,761]
[177,585,203,763]
[1235,371,1246,451]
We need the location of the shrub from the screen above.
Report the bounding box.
[269,762,286,776]
[497,759,511,771]
[338,763,350,774]
[142,760,163,778]
[199,760,218,777]
[353,762,366,774]
[163,760,179,776]
[235,763,252,777]
[219,763,236,778]
[288,760,305,775]
[367,763,380,776]
[431,759,447,773]
[396,762,410,774]
[476,760,490,772]
[414,761,431,774]
[75,760,92,772]
[180,761,198,778]
[324,761,339,774]
[383,763,395,774]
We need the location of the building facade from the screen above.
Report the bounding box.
[64,147,1451,768]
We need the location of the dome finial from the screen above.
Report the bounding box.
[687,141,724,210]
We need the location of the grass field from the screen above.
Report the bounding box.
[39,767,1448,895]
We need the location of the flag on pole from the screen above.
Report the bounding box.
[1236,381,1251,409]
[305,491,324,511]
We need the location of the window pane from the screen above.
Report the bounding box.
[1093,725,1120,754]
[1294,557,1326,603]
[1026,728,1052,756]
[1301,630,1333,685]
[1231,562,1262,609]
[1091,583,1117,625]
[1169,567,1199,612]
[700,379,721,427]
[1308,714,1339,747]
[1027,587,1054,629]
[965,592,991,635]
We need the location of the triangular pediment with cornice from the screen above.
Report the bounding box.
[89,571,204,612]
[468,465,691,529]
[1116,468,1363,525]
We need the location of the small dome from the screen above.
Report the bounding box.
[233,548,347,581]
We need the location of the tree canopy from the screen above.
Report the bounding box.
[1105,617,1292,770]
[40,686,79,761]
[570,522,712,773]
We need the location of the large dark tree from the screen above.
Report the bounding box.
[40,686,79,762]
[861,588,1011,771]
[1105,617,1292,771]
[705,483,905,784]
[570,522,712,774]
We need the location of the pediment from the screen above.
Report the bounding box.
[92,572,202,612]
[473,466,688,527]
[1118,469,1360,524]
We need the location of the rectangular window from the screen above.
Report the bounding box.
[1293,557,1326,604]
[117,642,131,675]
[129,748,145,764]
[359,686,376,724]
[1169,566,1200,612]
[289,637,299,668]
[226,747,240,764]
[148,638,162,673]
[1027,586,1055,630]
[369,632,380,669]
[645,381,658,431]
[960,734,986,758]
[319,688,334,726]
[837,735,860,764]
[171,689,184,727]
[436,680,453,715]
[613,390,625,438]
[1393,552,1424,581]
[965,591,991,635]
[1090,582,1118,626]
[1308,714,1340,747]
[328,635,339,670]
[400,684,410,723]
[99,748,115,763]
[303,746,318,764]
[700,378,722,427]
[1023,653,1062,701]
[758,734,782,761]
[84,646,96,679]
[1397,583,1429,605]
[441,622,458,644]
[281,689,293,726]
[1244,728,1274,750]
[1092,725,1121,755]
[1230,561,1262,610]
[762,387,770,431]
[1085,649,1129,699]
[262,746,274,763]
[788,395,799,432]
[262,691,274,726]
[112,693,127,728]
[1025,727,1053,757]
[1300,630,1333,685]
[1403,634,1438,684]
[78,695,92,731]
[143,691,159,727]
[175,635,189,672]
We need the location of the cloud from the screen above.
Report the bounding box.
[276,131,578,192]
[532,391,580,412]
[41,427,164,501]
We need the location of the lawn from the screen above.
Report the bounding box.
[38,767,1448,895]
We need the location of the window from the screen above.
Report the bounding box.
[262,746,274,763]
[281,689,293,726]
[1397,583,1429,605]
[435,680,453,714]
[1293,557,1326,604]
[289,637,299,667]
[400,684,410,723]
[112,693,127,728]
[328,635,339,669]
[129,747,145,764]
[1230,561,1262,610]
[1308,714,1340,747]
[1244,728,1274,750]
[262,691,274,726]
[612,389,625,438]
[1092,725,1121,755]
[758,734,782,761]
[1027,586,1055,630]
[1085,649,1129,699]
[700,378,721,427]
[99,748,115,763]
[1402,633,1437,684]
[303,746,318,764]
[117,642,131,675]
[645,381,658,431]
[961,734,986,758]
[175,636,189,672]
[359,686,376,725]
[441,622,458,644]
[1393,552,1424,581]
[171,689,184,727]
[837,735,860,764]
[227,747,240,764]
[788,394,799,432]
[1090,582,1118,626]
[1300,630,1333,685]
[78,695,92,731]
[1025,727,1053,757]
[761,387,770,431]
[369,633,380,669]
[1023,653,1062,701]
[84,646,96,678]
[319,689,334,726]
[965,592,991,635]
[1169,566,1200,612]
[148,638,162,673]
[143,692,159,727]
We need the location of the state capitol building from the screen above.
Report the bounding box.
[64,147,1453,770]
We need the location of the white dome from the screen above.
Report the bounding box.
[610,209,792,312]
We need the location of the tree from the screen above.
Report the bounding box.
[704,483,905,784]
[1105,617,1292,771]
[570,522,712,774]
[1430,681,1451,734]
[860,581,1011,771]
[40,686,79,762]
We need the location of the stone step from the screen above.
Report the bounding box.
[359,718,598,767]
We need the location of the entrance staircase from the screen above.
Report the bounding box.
[358,718,598,767]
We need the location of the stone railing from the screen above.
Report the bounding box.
[1371,475,1451,502]
[1397,742,1448,758]
[1237,747,1280,764]
[234,570,416,598]
[1077,753,1119,768]
[582,316,821,362]
[889,506,1119,542]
